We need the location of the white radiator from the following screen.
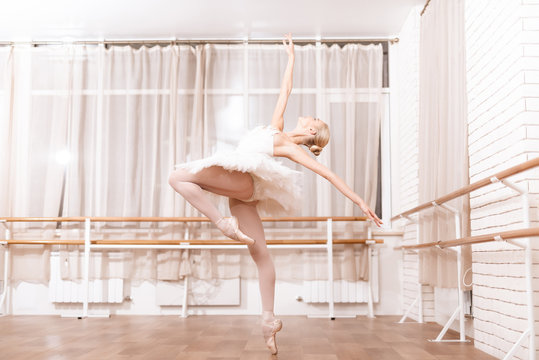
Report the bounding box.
[49,253,123,303]
[303,251,379,303]
[156,278,240,306]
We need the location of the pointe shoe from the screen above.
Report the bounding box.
[215,216,255,245]
[262,318,282,355]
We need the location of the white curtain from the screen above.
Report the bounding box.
[0,43,383,282]
[418,0,472,289]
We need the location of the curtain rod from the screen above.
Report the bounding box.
[420,0,431,16]
[0,37,399,46]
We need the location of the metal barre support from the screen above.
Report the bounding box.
[498,179,535,360]
[2,216,380,321]
[425,201,467,342]
[82,218,90,319]
[393,158,539,357]
[327,219,334,320]
[0,234,9,316]
[367,226,374,319]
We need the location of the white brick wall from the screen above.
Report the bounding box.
[393,0,539,357]
[392,7,436,322]
[466,0,539,358]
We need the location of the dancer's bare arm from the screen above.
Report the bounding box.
[281,143,383,227]
[270,34,294,132]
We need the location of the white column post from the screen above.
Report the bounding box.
[181,227,190,318]
[82,218,91,318]
[0,226,10,316]
[455,212,466,341]
[181,275,189,318]
[397,215,423,324]
[497,178,535,359]
[431,202,467,342]
[367,226,375,318]
[327,218,334,320]
[522,190,535,360]
[417,221,423,324]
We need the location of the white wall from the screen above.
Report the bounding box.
[391,6,437,324]
[392,0,539,357]
[465,0,539,358]
[5,233,403,317]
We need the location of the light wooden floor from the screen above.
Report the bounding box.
[0,315,496,360]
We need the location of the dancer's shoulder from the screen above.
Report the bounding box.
[272,132,299,158]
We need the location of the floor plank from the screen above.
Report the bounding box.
[0,315,496,359]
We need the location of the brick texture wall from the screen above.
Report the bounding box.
[466,0,539,358]
[394,1,539,357]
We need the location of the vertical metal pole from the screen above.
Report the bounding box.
[5,229,10,315]
[417,221,423,323]
[501,179,535,359]
[83,218,90,318]
[455,212,465,341]
[327,218,334,320]
[1,228,10,315]
[181,227,190,318]
[181,274,189,318]
[0,245,6,315]
[522,193,535,360]
[367,226,375,318]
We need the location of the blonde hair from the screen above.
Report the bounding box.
[308,119,330,156]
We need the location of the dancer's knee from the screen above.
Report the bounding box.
[250,249,274,266]
[169,171,196,196]
[168,169,190,188]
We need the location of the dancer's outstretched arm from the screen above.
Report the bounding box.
[282,144,383,227]
[271,33,294,132]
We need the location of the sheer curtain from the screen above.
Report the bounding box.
[0,42,383,283]
[0,47,12,282]
[418,0,472,289]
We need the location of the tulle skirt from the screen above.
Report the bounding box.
[175,151,303,217]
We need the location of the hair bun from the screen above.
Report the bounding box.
[309,145,322,156]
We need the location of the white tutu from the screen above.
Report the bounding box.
[174,126,303,217]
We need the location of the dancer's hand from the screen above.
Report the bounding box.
[283,33,294,57]
[357,198,383,227]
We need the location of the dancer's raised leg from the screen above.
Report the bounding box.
[229,198,282,354]
[168,166,255,244]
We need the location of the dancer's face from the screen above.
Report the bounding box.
[298,116,322,135]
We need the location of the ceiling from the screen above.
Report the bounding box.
[0,0,424,41]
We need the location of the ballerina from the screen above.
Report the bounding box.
[168,33,382,355]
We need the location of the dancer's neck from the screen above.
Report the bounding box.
[284,128,311,146]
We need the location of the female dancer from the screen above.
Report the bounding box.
[168,34,382,355]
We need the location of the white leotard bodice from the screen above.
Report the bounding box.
[236,125,279,156]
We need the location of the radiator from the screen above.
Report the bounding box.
[156,278,240,306]
[303,250,379,303]
[49,253,123,303]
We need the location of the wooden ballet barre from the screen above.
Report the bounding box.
[0,216,369,223]
[0,217,87,222]
[3,238,383,246]
[0,216,379,321]
[392,156,539,220]
[4,239,85,245]
[401,227,539,250]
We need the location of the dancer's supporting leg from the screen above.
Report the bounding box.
[229,198,282,354]
[168,166,255,244]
